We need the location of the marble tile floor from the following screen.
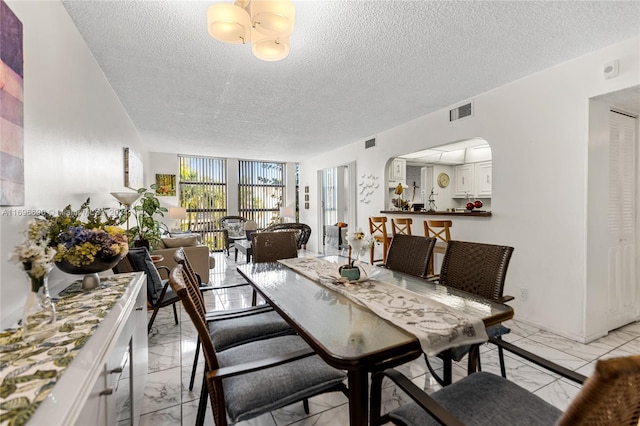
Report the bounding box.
[136,250,640,426]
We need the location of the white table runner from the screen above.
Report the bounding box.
[278,257,488,356]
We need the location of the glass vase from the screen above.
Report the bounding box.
[22,269,56,333]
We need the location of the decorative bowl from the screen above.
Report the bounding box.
[55,254,122,275]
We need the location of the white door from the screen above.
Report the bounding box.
[606,111,638,330]
[420,166,433,204]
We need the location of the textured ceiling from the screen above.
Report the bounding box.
[61,1,640,162]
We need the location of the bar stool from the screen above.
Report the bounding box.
[423,220,452,275]
[391,218,412,235]
[369,216,391,264]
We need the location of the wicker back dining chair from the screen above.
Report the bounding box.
[263,222,312,250]
[391,217,413,235]
[369,216,391,264]
[251,231,298,263]
[174,248,293,391]
[384,235,436,279]
[425,240,514,386]
[371,337,640,426]
[168,265,348,426]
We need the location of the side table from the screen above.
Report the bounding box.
[235,239,252,263]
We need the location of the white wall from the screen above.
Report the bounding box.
[299,37,640,342]
[0,1,147,329]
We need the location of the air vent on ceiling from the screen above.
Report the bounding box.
[449,101,473,122]
[365,138,376,149]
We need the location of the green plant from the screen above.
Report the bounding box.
[127,185,168,250]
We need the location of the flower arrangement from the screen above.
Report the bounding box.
[54,224,128,267]
[43,199,128,267]
[344,229,373,268]
[9,218,57,283]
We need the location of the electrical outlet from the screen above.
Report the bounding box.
[520,288,528,301]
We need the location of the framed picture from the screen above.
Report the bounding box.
[155,174,176,196]
[304,194,309,201]
[304,186,309,193]
[124,147,144,189]
[0,1,24,206]
[304,202,309,209]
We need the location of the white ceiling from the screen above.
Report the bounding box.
[61,1,640,162]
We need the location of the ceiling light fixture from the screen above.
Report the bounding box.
[207,0,295,61]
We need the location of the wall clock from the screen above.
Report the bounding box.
[437,172,450,188]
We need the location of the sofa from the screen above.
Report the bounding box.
[152,234,215,283]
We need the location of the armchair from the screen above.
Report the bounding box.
[113,247,179,333]
[152,234,215,284]
[218,215,247,255]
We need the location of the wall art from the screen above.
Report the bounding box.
[124,147,144,189]
[0,1,23,206]
[155,174,176,196]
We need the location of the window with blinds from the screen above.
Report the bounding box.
[322,167,338,226]
[178,155,227,250]
[238,160,285,229]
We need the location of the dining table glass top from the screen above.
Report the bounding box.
[236,255,513,366]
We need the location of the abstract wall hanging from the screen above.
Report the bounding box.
[0,0,24,206]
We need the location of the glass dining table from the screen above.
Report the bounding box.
[236,255,514,425]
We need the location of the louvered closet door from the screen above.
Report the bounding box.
[606,110,638,331]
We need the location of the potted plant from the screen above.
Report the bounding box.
[339,229,372,281]
[127,185,168,250]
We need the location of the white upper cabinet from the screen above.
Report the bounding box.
[476,161,492,197]
[389,158,406,182]
[454,161,492,198]
[453,164,474,197]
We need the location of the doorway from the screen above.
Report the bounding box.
[318,162,357,253]
[586,86,639,340]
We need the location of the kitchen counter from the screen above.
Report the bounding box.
[380,210,492,217]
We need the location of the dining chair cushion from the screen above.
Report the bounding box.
[389,371,562,426]
[209,310,294,352]
[448,324,510,362]
[127,247,167,304]
[218,335,347,423]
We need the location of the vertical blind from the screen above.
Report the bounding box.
[322,167,337,227]
[238,160,285,229]
[178,155,227,250]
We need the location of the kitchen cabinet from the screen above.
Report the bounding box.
[453,161,492,198]
[475,161,492,197]
[389,158,406,182]
[453,164,474,197]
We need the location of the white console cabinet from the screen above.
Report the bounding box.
[28,273,148,426]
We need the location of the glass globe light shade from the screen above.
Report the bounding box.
[207,3,251,44]
[250,0,295,37]
[251,34,290,61]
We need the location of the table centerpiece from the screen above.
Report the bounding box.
[339,229,373,281]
